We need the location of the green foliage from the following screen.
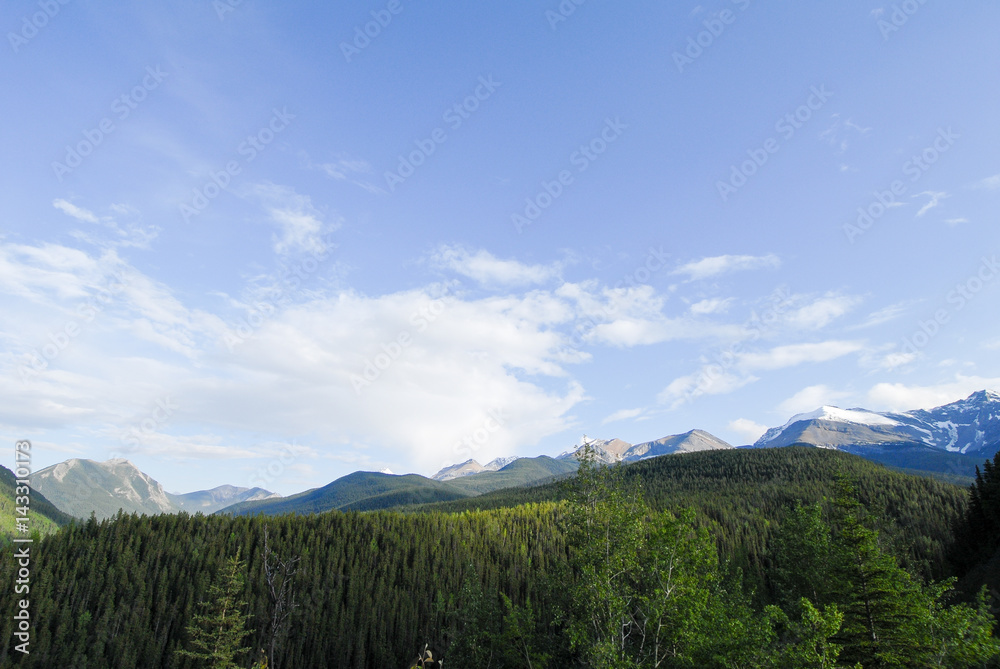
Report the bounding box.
[0,447,992,669]
[952,450,1000,574]
[765,599,844,669]
[0,464,74,544]
[770,478,999,668]
[176,552,253,668]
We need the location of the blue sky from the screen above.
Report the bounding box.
[2,0,999,495]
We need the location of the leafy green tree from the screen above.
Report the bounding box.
[765,598,844,669]
[177,552,254,669]
[771,502,834,608]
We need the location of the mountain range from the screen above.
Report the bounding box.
[30,458,279,520]
[23,390,1000,520]
[751,389,1000,478]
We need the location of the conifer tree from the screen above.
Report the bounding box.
[176,551,254,669]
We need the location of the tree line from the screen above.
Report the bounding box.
[0,446,997,667]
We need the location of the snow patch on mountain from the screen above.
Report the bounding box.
[785,406,900,429]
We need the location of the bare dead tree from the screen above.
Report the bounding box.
[261,526,300,669]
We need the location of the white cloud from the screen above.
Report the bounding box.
[690,297,734,315]
[432,245,559,286]
[866,376,1000,412]
[53,199,101,224]
[671,254,780,281]
[913,190,949,217]
[249,183,336,256]
[778,384,851,415]
[4,239,662,475]
[655,338,862,409]
[945,218,967,227]
[738,340,864,371]
[53,199,159,250]
[786,294,862,330]
[875,350,918,370]
[851,301,912,329]
[657,369,757,407]
[728,418,768,443]
[602,408,643,424]
[974,174,1000,190]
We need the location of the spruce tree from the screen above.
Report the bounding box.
[176,552,254,669]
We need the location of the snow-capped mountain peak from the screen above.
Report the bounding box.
[783,406,900,429]
[754,390,1000,457]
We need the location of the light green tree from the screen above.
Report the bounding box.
[176,552,254,669]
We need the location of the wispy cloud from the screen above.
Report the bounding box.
[913,190,949,217]
[671,254,780,281]
[601,407,644,424]
[432,245,559,286]
[850,300,913,330]
[689,297,734,315]
[301,151,384,195]
[738,340,864,371]
[786,294,862,330]
[52,199,159,250]
[974,173,1000,190]
[248,183,337,256]
[53,199,101,224]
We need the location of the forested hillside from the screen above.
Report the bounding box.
[415,446,970,588]
[0,447,994,668]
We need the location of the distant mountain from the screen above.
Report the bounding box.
[628,430,734,459]
[432,456,522,481]
[484,456,520,471]
[222,471,472,516]
[753,390,1000,477]
[168,485,279,514]
[30,458,279,520]
[445,456,578,495]
[556,431,732,465]
[432,459,487,481]
[558,437,635,464]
